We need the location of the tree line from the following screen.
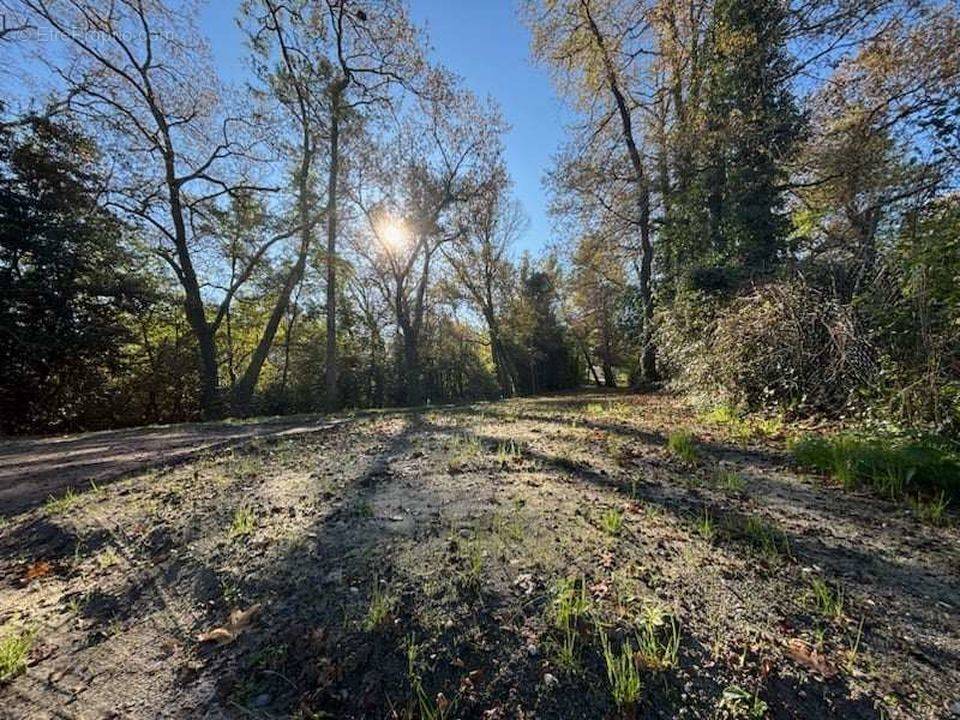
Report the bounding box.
[1,0,958,436]
[529,0,959,435]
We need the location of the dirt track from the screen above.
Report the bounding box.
[0,415,344,517]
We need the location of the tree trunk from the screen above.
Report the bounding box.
[585,349,603,387]
[324,83,345,411]
[402,328,423,406]
[583,0,657,383]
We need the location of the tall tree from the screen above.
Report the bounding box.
[17,0,305,418]
[0,118,141,432]
[526,0,659,381]
[443,180,523,397]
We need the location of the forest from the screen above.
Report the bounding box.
[0,0,959,718]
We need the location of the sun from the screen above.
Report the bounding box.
[378,218,409,251]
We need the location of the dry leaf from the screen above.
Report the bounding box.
[786,638,837,678]
[197,603,262,644]
[23,560,52,584]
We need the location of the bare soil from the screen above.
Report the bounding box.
[0,391,957,719]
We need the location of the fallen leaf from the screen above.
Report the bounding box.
[197,603,262,644]
[786,638,837,678]
[23,560,53,584]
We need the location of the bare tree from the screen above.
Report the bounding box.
[15,0,313,417]
[352,69,506,405]
[443,180,523,397]
[526,0,659,382]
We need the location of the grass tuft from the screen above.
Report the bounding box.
[635,605,680,670]
[44,488,82,516]
[667,431,698,463]
[600,633,643,711]
[363,580,397,632]
[0,629,33,683]
[808,578,844,621]
[600,507,625,536]
[229,506,256,537]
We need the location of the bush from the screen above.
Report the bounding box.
[660,281,880,416]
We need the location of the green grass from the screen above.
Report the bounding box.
[447,434,484,474]
[737,514,790,560]
[600,633,643,711]
[792,434,960,502]
[809,578,845,621]
[911,491,951,526]
[635,606,680,671]
[0,629,33,683]
[717,685,768,719]
[494,440,523,466]
[714,470,746,493]
[600,507,625,536]
[667,431,698,463]
[229,506,256,537]
[549,576,592,672]
[695,509,716,542]
[363,580,397,632]
[701,404,783,443]
[44,487,82,515]
[406,636,456,719]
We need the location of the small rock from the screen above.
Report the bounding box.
[543,673,558,687]
[949,700,960,717]
[251,694,271,708]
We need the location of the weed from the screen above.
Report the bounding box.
[600,507,625,536]
[635,606,680,670]
[911,491,950,526]
[229,506,256,537]
[363,580,397,632]
[96,547,122,570]
[550,577,592,630]
[808,578,844,621]
[844,616,866,673]
[548,576,591,672]
[494,440,523,467]
[695,509,716,542]
[44,487,81,516]
[792,434,960,502]
[0,628,33,683]
[739,514,790,559]
[600,633,643,711]
[667,431,698,463]
[406,636,456,720]
[457,540,485,590]
[447,435,483,474]
[714,470,746,493]
[717,685,768,719]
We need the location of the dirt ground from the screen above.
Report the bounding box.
[0,391,957,719]
[0,415,348,518]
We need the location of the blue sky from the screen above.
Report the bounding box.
[201,0,568,255]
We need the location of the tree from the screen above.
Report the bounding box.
[526,0,658,382]
[569,232,627,387]
[443,181,524,397]
[16,0,307,418]
[0,118,142,432]
[353,69,506,405]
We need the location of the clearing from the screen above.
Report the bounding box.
[0,391,957,719]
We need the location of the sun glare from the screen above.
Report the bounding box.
[379,218,409,251]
